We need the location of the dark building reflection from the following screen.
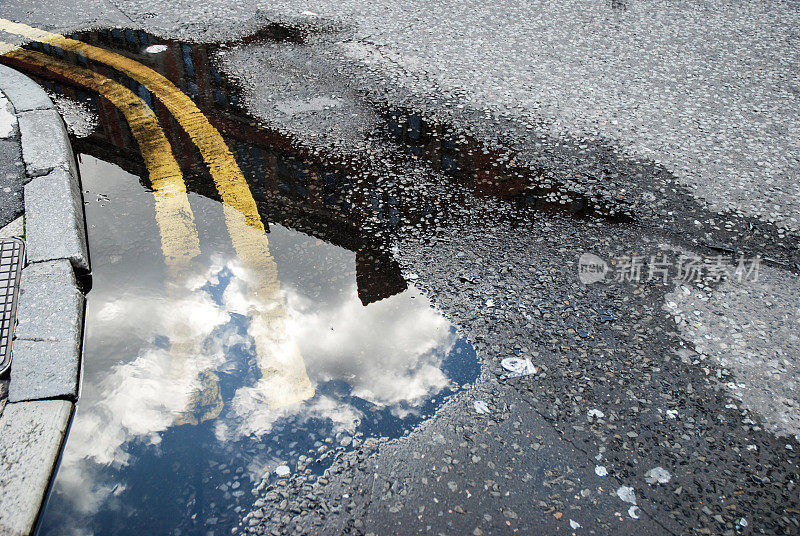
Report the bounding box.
[4,31,413,304]
[1,29,605,304]
[384,109,528,199]
[355,250,407,306]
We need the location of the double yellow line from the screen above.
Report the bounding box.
[1,46,202,270]
[0,20,261,228]
[0,20,315,409]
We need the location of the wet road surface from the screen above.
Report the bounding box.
[37,153,478,535]
[0,5,797,536]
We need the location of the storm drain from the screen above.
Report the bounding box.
[0,238,24,375]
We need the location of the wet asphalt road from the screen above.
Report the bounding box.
[1,0,799,534]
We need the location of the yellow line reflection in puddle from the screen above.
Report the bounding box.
[0,44,220,421]
[0,32,315,411]
[1,45,201,269]
[0,19,263,233]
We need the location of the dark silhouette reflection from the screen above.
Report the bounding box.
[6,30,413,304]
[385,109,528,198]
[2,27,625,275]
[355,250,407,306]
[382,108,599,216]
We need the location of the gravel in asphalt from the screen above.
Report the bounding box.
[1,1,798,534]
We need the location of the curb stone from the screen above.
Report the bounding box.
[9,340,81,402]
[0,64,89,535]
[14,259,83,343]
[24,168,89,271]
[0,400,73,536]
[0,65,55,113]
[17,109,78,180]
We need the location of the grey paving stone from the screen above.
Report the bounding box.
[0,92,18,139]
[0,65,56,113]
[24,168,89,272]
[17,109,76,180]
[0,216,24,239]
[8,340,80,402]
[0,139,24,228]
[15,259,84,343]
[0,399,72,536]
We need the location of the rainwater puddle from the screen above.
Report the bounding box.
[5,28,484,535]
[36,154,478,535]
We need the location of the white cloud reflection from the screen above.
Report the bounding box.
[57,226,460,521]
[219,272,456,439]
[290,285,454,410]
[77,281,232,466]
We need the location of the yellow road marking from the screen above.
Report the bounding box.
[0,43,225,419]
[0,19,263,232]
[223,204,315,408]
[1,45,201,270]
[0,29,315,408]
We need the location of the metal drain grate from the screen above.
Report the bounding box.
[0,238,24,375]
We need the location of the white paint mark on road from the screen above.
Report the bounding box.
[0,95,16,138]
[616,485,637,505]
[595,465,608,477]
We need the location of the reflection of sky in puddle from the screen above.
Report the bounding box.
[38,155,478,536]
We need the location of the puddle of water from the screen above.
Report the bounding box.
[36,154,478,535]
[0,29,484,534]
